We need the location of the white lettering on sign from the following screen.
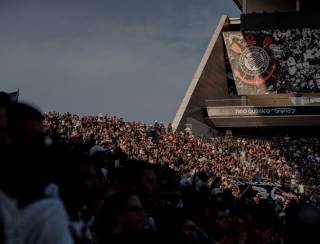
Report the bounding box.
[235,108,296,115]
[270,108,296,115]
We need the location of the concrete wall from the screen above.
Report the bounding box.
[247,95,291,106]
[186,117,218,137]
[245,0,296,13]
[172,16,230,131]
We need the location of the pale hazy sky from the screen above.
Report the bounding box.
[0,0,239,123]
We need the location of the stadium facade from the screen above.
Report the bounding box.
[172,0,320,136]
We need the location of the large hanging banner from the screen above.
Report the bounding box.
[223,30,320,95]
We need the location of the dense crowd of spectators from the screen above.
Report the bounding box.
[43,112,320,197]
[1,94,320,244]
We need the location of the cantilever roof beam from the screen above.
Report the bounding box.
[233,0,243,11]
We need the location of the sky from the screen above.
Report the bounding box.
[0,0,239,124]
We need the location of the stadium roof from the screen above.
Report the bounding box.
[233,0,243,10]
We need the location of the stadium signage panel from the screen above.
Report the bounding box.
[208,106,320,117]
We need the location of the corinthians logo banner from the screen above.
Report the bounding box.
[223,30,320,95]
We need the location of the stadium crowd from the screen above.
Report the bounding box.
[1,94,320,244]
[43,111,320,196]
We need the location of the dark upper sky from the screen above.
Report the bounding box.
[0,0,239,123]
